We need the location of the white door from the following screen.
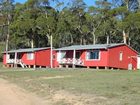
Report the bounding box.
[128,63,132,70]
[137,56,140,69]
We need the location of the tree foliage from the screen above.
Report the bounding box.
[0,0,139,53]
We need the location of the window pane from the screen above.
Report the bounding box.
[27,53,34,60]
[87,50,100,60]
[10,53,15,59]
[86,51,90,59]
[120,52,123,61]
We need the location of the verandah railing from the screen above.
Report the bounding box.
[6,59,21,64]
[59,58,84,65]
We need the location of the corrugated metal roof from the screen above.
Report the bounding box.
[55,43,125,51]
[4,47,50,53]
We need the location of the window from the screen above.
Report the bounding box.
[10,53,15,59]
[119,52,123,61]
[87,50,100,60]
[27,53,34,60]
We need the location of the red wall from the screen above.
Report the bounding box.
[35,49,51,67]
[54,49,108,67]
[3,52,36,66]
[83,49,108,67]
[21,49,52,67]
[3,45,137,70]
[3,54,6,65]
[108,45,137,70]
[21,53,35,65]
[54,45,138,70]
[3,49,53,67]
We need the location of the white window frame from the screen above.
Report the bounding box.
[86,50,100,61]
[27,53,34,60]
[119,51,123,61]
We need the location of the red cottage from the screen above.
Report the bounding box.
[54,43,138,70]
[3,47,52,68]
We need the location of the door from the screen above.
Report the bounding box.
[128,63,132,70]
[76,51,81,59]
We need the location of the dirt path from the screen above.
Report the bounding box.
[0,78,49,105]
[0,77,110,105]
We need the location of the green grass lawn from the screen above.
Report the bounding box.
[0,68,140,105]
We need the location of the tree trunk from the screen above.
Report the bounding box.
[70,34,74,44]
[83,36,86,45]
[5,15,10,51]
[123,30,127,44]
[138,0,140,9]
[31,38,34,48]
[128,32,130,45]
[107,35,109,45]
[92,31,96,44]
[80,37,83,45]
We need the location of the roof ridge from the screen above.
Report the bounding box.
[3,47,51,53]
[55,43,125,51]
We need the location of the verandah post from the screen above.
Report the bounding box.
[50,35,53,68]
[73,49,76,68]
[58,50,62,68]
[14,52,17,68]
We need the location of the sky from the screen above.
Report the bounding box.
[14,0,95,6]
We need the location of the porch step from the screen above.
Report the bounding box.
[19,62,28,68]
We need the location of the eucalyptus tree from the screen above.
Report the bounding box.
[70,8,90,45]
[112,0,139,44]
[54,8,73,47]
[66,0,91,45]
[2,0,140,53]
[53,0,90,46]
[0,0,14,50]
[91,0,119,44]
[36,6,57,46]
[87,6,103,44]
[138,0,140,8]
[10,1,35,48]
[113,0,139,10]
[10,0,54,48]
[122,12,140,51]
[0,15,7,42]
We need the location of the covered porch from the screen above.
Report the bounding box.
[57,50,84,68]
[5,52,27,68]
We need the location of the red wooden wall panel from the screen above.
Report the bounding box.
[35,49,51,67]
[108,45,137,69]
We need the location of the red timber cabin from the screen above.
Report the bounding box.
[3,47,53,68]
[54,43,138,70]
